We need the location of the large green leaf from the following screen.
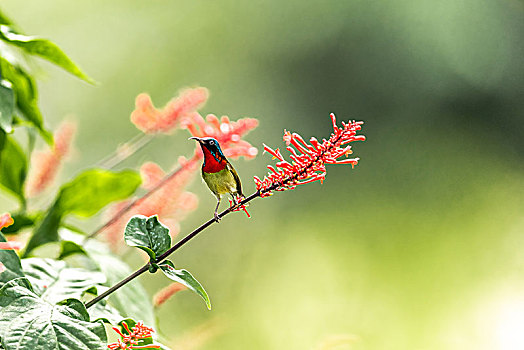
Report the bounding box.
[0,134,27,204]
[0,79,14,133]
[22,202,61,257]
[21,258,106,304]
[0,57,52,143]
[0,232,24,288]
[124,215,171,262]
[0,278,107,350]
[0,9,13,26]
[58,240,87,260]
[0,25,94,84]
[90,251,156,327]
[87,299,128,325]
[56,169,141,217]
[84,243,156,327]
[58,231,156,327]
[23,169,141,256]
[158,260,211,310]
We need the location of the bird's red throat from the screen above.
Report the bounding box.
[202,147,227,173]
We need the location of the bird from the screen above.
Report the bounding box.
[190,137,244,222]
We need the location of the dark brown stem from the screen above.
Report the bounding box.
[85,191,260,309]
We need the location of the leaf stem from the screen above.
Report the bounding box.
[84,191,260,309]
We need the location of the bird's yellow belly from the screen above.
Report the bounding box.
[203,168,238,196]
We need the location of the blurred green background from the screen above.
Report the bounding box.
[2,0,524,349]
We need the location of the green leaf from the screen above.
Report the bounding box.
[0,57,52,143]
[158,260,211,310]
[0,79,14,133]
[84,243,156,327]
[0,25,95,84]
[22,202,61,257]
[56,169,141,217]
[21,258,106,304]
[56,231,156,327]
[0,128,5,152]
[23,169,141,256]
[124,215,171,261]
[0,232,24,288]
[0,9,14,26]
[0,278,107,350]
[1,211,38,234]
[0,134,27,204]
[87,300,128,325]
[58,240,87,260]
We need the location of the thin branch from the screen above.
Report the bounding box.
[85,132,341,308]
[85,191,260,309]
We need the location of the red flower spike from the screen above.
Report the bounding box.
[255,113,365,197]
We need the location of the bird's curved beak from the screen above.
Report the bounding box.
[189,136,203,143]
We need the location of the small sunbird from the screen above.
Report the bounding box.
[190,137,244,222]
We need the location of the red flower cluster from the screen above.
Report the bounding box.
[107,321,160,349]
[254,113,365,197]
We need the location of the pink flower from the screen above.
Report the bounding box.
[25,121,76,197]
[0,213,13,230]
[183,113,259,160]
[131,88,209,134]
[153,283,188,307]
[254,113,365,197]
[135,159,199,227]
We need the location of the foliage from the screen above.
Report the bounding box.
[124,215,211,309]
[0,6,364,350]
[0,278,107,350]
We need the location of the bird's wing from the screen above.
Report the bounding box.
[227,161,243,197]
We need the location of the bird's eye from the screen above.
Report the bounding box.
[209,140,215,145]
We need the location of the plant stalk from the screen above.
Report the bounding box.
[85,191,260,309]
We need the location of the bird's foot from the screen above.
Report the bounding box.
[214,212,221,223]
